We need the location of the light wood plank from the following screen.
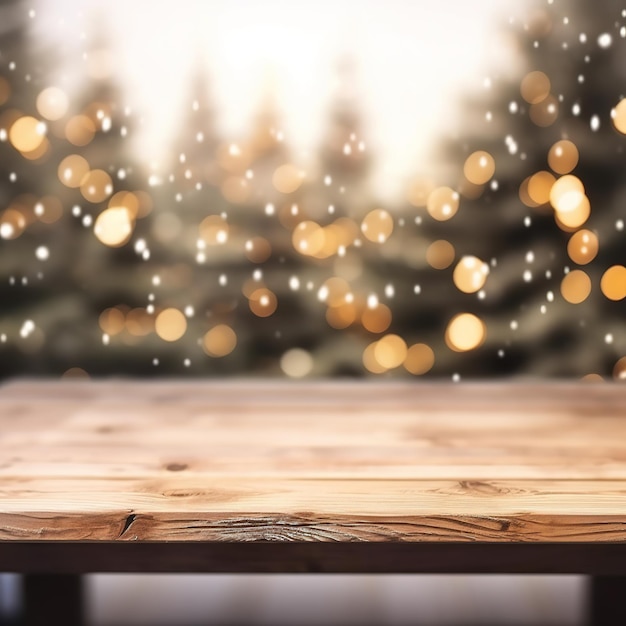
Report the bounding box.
[1,381,626,543]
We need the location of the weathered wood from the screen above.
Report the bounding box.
[1,381,626,551]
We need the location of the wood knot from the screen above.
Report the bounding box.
[165,463,188,472]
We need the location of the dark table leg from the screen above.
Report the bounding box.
[589,576,626,626]
[22,575,84,626]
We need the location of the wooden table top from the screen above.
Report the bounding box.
[2,380,626,574]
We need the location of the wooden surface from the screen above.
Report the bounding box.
[1,380,626,550]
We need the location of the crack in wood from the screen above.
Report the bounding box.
[119,513,137,538]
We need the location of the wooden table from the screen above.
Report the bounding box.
[1,380,626,625]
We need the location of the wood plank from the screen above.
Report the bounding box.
[1,381,626,546]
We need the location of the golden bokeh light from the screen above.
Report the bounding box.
[94,207,133,247]
[200,215,229,245]
[155,308,187,342]
[249,288,278,317]
[463,151,495,185]
[244,237,272,263]
[519,176,539,208]
[58,154,90,188]
[65,114,96,146]
[80,169,114,203]
[374,334,408,369]
[272,163,303,194]
[601,266,626,301]
[109,191,140,219]
[567,230,598,265]
[326,302,357,329]
[520,70,551,104]
[0,208,26,239]
[529,94,558,127]
[36,87,69,121]
[548,140,579,175]
[404,343,435,375]
[560,269,591,304]
[426,240,455,270]
[361,209,394,244]
[527,171,556,206]
[126,308,153,336]
[361,302,392,334]
[611,98,626,134]
[9,116,46,153]
[98,307,126,336]
[614,357,626,381]
[292,220,325,256]
[280,348,314,377]
[202,324,237,357]
[453,256,489,293]
[549,175,585,212]
[21,137,50,161]
[554,194,590,230]
[427,186,459,221]
[445,313,486,352]
[362,341,388,374]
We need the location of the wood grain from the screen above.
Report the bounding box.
[1,380,626,545]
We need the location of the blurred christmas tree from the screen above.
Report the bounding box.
[2,0,626,380]
[408,0,626,379]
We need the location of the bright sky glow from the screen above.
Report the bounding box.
[33,0,524,199]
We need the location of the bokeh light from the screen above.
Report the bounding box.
[445,313,486,352]
[560,269,592,304]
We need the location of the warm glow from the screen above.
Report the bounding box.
[614,357,626,381]
[200,215,229,245]
[34,0,519,201]
[361,209,394,244]
[445,313,486,352]
[426,240,455,270]
[36,86,69,121]
[612,98,626,134]
[548,140,579,175]
[567,230,598,265]
[361,303,392,334]
[292,221,325,256]
[374,334,408,369]
[203,324,237,357]
[427,187,459,221]
[601,266,626,301]
[81,169,114,203]
[560,270,591,304]
[249,288,278,317]
[94,207,133,247]
[280,348,314,377]
[58,154,90,188]
[9,116,46,153]
[463,151,495,185]
[527,171,555,206]
[520,70,550,104]
[272,164,303,194]
[65,115,96,146]
[404,343,435,375]
[453,256,489,293]
[155,308,187,342]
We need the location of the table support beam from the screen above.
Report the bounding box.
[22,574,84,626]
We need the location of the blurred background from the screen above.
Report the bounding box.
[1,0,625,623]
[1,0,625,381]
